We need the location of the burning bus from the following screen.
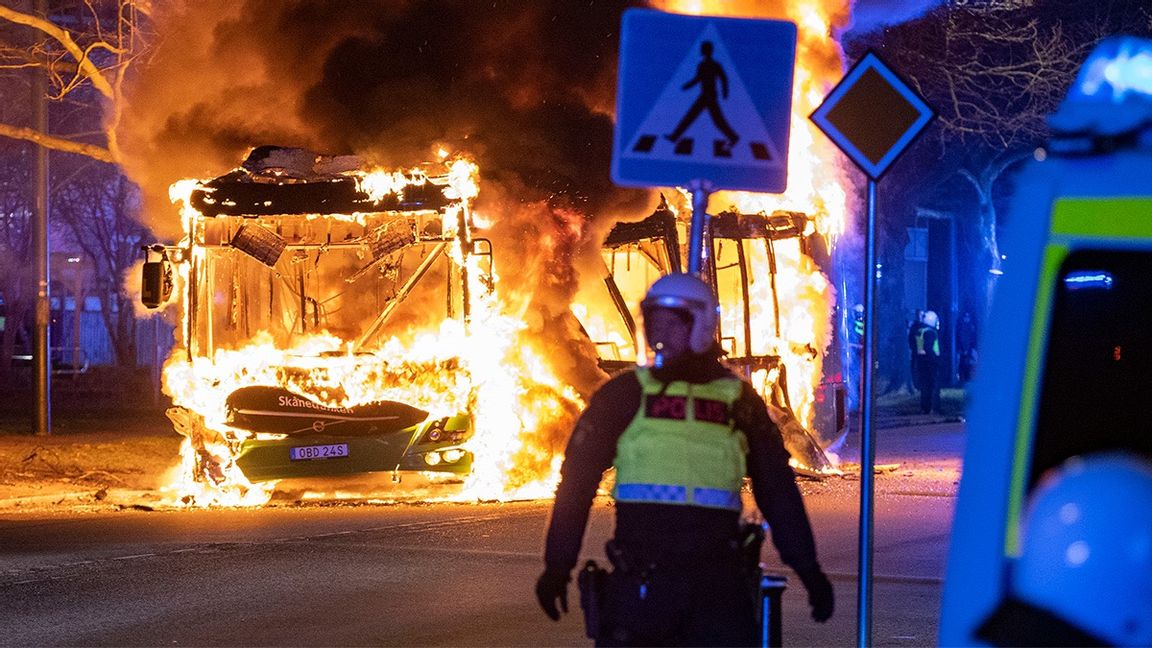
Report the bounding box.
[115,0,860,507]
[571,199,844,473]
[141,146,513,505]
[142,143,844,506]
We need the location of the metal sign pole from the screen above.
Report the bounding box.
[687,179,714,275]
[808,49,933,648]
[857,178,878,646]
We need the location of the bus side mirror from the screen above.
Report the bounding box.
[141,245,173,309]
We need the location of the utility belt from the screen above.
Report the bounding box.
[577,524,766,641]
[608,537,744,572]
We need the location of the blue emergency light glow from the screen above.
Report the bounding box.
[1049,36,1152,141]
[1063,271,1114,290]
[1073,39,1152,102]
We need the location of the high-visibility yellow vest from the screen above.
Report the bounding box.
[612,367,748,511]
[915,327,941,356]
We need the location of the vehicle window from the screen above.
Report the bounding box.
[1030,249,1152,487]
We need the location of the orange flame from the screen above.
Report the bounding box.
[157,155,582,506]
[150,1,855,505]
[641,1,851,435]
[648,1,852,236]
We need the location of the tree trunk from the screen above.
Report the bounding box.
[98,291,135,367]
[979,192,1001,320]
[959,151,1029,319]
[114,293,137,367]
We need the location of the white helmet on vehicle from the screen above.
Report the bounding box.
[922,310,939,328]
[641,273,719,354]
[1011,451,1152,646]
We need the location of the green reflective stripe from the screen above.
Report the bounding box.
[1006,243,1067,556]
[1051,198,1152,239]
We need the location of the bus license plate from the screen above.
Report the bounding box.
[289,443,350,461]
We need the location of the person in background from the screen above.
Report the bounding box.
[913,310,941,414]
[849,303,865,403]
[957,310,978,383]
[535,273,834,646]
[851,303,865,346]
[906,309,926,395]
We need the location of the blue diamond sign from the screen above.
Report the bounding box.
[810,51,934,180]
[612,9,797,193]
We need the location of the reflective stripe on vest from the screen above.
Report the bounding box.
[915,328,940,356]
[615,483,743,511]
[613,368,747,512]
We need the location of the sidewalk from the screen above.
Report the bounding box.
[806,385,965,501]
[0,411,181,511]
[0,387,968,512]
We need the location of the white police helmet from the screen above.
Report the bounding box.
[641,273,719,354]
[922,310,939,328]
[1012,452,1152,646]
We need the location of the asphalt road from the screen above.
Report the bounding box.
[0,422,961,647]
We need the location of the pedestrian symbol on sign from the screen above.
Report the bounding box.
[613,9,795,193]
[622,24,784,169]
[666,41,740,149]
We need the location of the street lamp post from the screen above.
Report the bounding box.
[32,0,50,436]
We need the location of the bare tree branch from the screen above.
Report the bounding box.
[0,4,115,100]
[0,123,113,162]
[849,0,1152,318]
[0,1,145,165]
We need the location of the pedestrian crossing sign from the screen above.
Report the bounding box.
[612,9,797,193]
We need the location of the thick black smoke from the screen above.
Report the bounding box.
[121,1,659,404]
[122,0,651,238]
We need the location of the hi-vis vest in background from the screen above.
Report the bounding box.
[915,327,940,356]
[613,367,748,511]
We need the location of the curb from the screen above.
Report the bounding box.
[0,488,167,511]
[874,415,965,429]
[0,489,101,509]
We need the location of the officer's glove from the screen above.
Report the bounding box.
[797,565,835,622]
[535,567,570,621]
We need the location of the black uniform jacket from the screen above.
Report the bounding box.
[543,355,820,575]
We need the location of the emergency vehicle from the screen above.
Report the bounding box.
[940,36,1152,643]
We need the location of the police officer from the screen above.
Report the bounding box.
[849,304,865,404]
[851,303,865,344]
[906,309,926,394]
[536,273,834,646]
[913,310,941,414]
